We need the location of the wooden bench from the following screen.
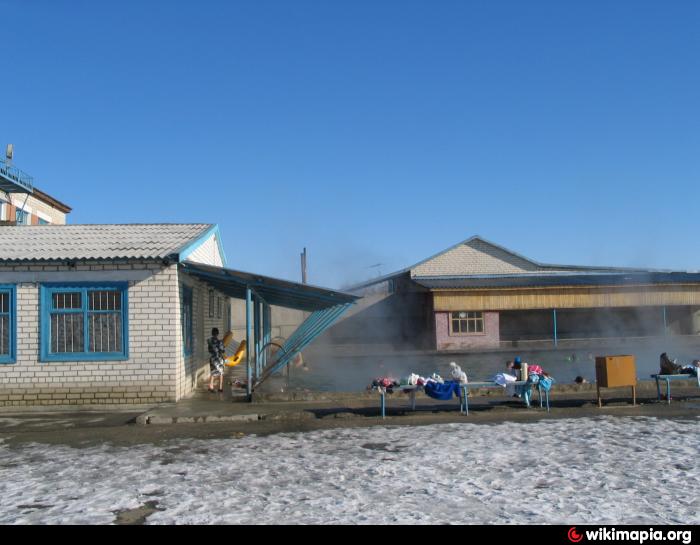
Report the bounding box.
[651,373,700,404]
[375,380,550,419]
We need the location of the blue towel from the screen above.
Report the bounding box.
[539,376,554,391]
[423,380,462,401]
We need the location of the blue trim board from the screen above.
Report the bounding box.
[214,225,228,266]
[39,283,129,362]
[0,284,16,364]
[177,224,228,267]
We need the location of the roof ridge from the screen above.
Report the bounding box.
[0,222,214,227]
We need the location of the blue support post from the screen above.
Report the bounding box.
[663,306,667,336]
[262,303,271,369]
[253,296,261,379]
[258,300,265,376]
[553,309,558,347]
[655,375,662,401]
[245,286,252,398]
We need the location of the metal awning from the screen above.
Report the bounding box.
[179,262,359,398]
[0,160,34,194]
[180,262,358,311]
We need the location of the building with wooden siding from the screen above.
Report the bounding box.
[337,236,700,352]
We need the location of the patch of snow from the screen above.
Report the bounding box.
[0,416,698,524]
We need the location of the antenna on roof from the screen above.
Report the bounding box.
[300,247,308,284]
[367,263,384,277]
[5,144,13,165]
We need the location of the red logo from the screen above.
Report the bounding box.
[568,527,584,543]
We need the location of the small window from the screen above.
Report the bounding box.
[38,218,49,225]
[41,284,128,361]
[15,209,29,225]
[217,297,222,319]
[182,286,193,356]
[0,286,16,364]
[208,290,215,318]
[450,311,484,334]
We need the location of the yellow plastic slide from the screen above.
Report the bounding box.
[225,339,246,368]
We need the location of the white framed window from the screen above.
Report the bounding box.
[450,311,484,334]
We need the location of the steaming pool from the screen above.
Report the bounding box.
[296,343,700,391]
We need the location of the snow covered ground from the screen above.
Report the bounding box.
[1,416,698,524]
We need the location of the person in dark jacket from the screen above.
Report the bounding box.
[659,352,682,375]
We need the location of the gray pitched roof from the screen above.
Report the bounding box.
[0,223,214,262]
[346,235,662,291]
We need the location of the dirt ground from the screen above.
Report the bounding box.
[1,387,699,448]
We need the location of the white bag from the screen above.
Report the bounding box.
[449,362,468,384]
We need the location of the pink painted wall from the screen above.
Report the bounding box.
[435,311,500,351]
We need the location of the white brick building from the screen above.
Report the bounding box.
[0,223,357,406]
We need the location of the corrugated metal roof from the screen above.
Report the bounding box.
[413,272,700,289]
[180,262,360,312]
[0,224,214,262]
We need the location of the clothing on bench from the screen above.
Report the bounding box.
[374,379,550,419]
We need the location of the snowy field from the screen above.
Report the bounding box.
[1,416,698,524]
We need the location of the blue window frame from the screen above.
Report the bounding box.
[40,283,129,362]
[181,285,193,356]
[15,209,29,225]
[0,285,16,364]
[38,218,49,225]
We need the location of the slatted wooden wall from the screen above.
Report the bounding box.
[433,285,700,311]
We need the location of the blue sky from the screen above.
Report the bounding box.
[2,0,699,287]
